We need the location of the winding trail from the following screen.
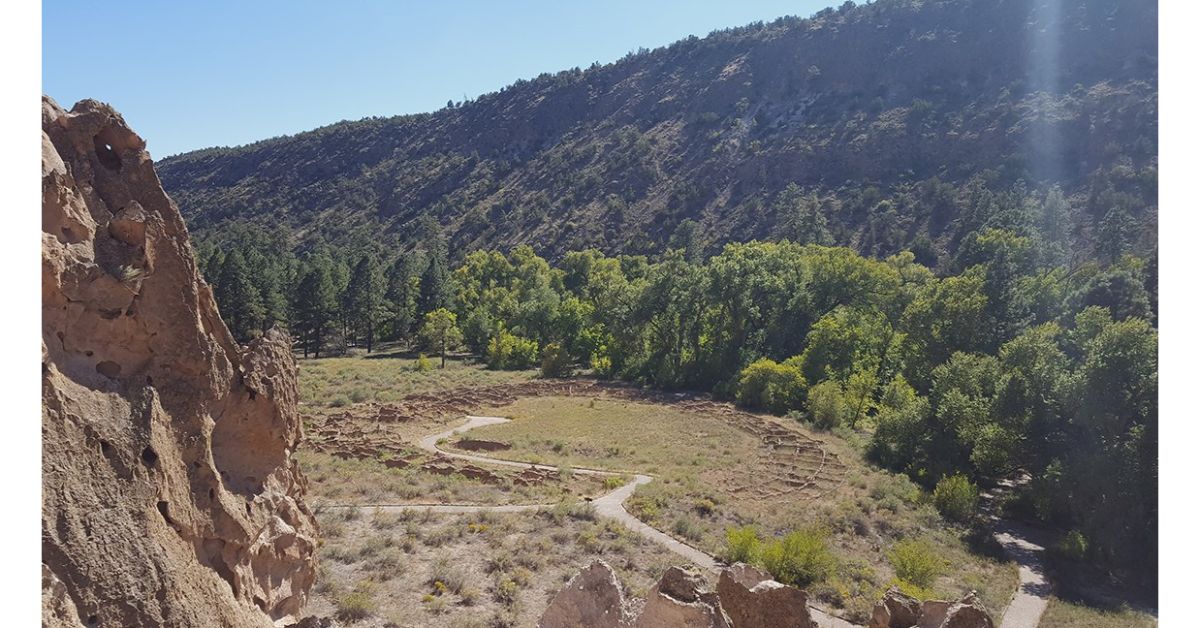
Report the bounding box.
[991,520,1050,628]
[331,414,1047,628]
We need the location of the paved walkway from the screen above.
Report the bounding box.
[334,414,856,627]
[992,520,1051,628]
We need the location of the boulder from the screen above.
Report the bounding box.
[716,563,815,628]
[539,560,634,628]
[870,586,924,628]
[42,97,317,627]
[941,592,995,628]
[634,566,730,628]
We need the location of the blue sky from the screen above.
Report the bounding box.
[43,0,838,158]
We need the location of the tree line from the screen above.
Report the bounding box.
[200,214,1156,588]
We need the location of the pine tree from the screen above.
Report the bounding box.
[346,254,385,352]
[418,250,452,316]
[215,249,264,343]
[292,261,338,358]
[385,254,422,342]
[774,183,832,245]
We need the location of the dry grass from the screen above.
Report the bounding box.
[301,509,702,627]
[1039,597,1157,628]
[299,449,608,506]
[298,352,535,409]
[467,395,1019,623]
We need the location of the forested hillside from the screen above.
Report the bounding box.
[160,0,1156,266]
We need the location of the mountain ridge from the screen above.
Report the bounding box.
[158,0,1157,265]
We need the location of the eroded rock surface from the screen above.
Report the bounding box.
[42,96,318,627]
[716,563,814,628]
[539,560,634,628]
[634,566,730,628]
[869,586,995,628]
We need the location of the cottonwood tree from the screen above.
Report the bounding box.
[419,308,463,368]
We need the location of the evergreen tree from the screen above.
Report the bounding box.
[418,251,452,315]
[291,261,338,358]
[346,254,386,352]
[774,183,832,246]
[215,249,264,343]
[385,253,422,342]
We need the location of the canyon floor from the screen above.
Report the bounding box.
[294,349,1154,628]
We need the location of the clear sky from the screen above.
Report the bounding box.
[43,0,839,158]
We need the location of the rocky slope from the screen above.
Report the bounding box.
[41,97,318,626]
[158,0,1157,263]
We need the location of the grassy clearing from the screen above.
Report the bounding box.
[299,449,607,506]
[297,351,535,408]
[302,508,702,627]
[1039,597,1157,628]
[470,395,1018,623]
[470,396,760,476]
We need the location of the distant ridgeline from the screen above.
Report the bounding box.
[159,0,1157,266]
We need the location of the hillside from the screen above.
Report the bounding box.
[157,0,1157,264]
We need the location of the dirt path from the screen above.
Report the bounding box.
[333,414,856,628]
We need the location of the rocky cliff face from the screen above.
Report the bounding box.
[41,97,318,627]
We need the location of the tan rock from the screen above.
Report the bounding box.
[940,592,994,628]
[42,96,317,627]
[634,566,730,628]
[869,586,923,628]
[539,560,634,628]
[716,563,815,628]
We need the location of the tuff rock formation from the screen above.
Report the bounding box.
[538,560,635,628]
[543,562,823,628]
[634,566,730,628]
[41,97,318,627]
[716,563,815,628]
[869,586,995,628]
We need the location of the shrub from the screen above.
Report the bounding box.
[590,347,615,377]
[487,329,539,369]
[807,379,850,429]
[335,581,377,622]
[736,358,807,414]
[887,538,945,587]
[1057,529,1088,560]
[759,527,836,587]
[428,554,467,594]
[933,473,979,522]
[415,353,434,372]
[724,525,761,564]
[672,515,704,542]
[540,342,572,378]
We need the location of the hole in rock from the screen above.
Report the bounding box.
[93,135,121,171]
[156,501,174,526]
[99,440,114,459]
[141,446,158,467]
[95,360,121,378]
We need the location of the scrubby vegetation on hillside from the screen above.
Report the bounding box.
[162,0,1156,264]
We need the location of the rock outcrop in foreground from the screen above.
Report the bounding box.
[42,97,318,627]
[540,562,812,628]
[542,563,998,628]
[869,586,995,628]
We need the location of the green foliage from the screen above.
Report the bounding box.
[933,474,979,522]
[418,308,463,368]
[539,342,572,378]
[736,358,807,414]
[723,525,761,564]
[887,538,945,587]
[1057,530,1089,561]
[487,328,540,370]
[758,527,836,587]
[807,380,850,430]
